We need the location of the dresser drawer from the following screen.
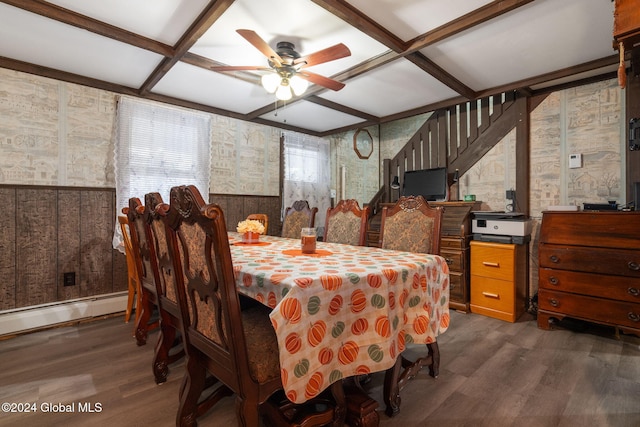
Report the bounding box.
[441,237,464,250]
[539,243,640,278]
[539,289,640,330]
[470,276,515,318]
[449,271,463,300]
[539,268,640,303]
[441,248,463,274]
[470,242,515,281]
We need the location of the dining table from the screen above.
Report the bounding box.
[228,232,450,422]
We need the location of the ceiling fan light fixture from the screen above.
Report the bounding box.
[275,83,292,101]
[261,72,280,93]
[290,74,308,96]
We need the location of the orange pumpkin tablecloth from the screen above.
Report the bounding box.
[229,233,450,404]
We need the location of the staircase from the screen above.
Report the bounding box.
[366,90,526,246]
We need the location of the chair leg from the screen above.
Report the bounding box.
[177,355,206,427]
[153,323,172,384]
[124,277,136,323]
[134,288,153,346]
[235,395,260,427]
[153,315,184,384]
[133,279,143,332]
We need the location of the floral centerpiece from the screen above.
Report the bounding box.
[237,219,265,243]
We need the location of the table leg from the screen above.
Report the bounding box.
[383,341,440,417]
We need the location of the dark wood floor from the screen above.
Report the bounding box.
[1,310,639,427]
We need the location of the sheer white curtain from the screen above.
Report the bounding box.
[113,96,211,250]
[282,131,331,234]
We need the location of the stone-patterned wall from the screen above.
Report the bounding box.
[0,68,281,196]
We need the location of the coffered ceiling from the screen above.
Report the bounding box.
[0,0,620,135]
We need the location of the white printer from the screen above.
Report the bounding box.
[472,211,532,244]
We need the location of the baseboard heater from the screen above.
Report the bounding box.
[0,292,127,337]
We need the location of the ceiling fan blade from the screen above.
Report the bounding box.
[209,65,269,72]
[299,71,345,91]
[295,43,351,68]
[236,29,283,67]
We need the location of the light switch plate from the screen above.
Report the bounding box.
[569,153,582,168]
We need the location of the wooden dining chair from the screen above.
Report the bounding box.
[379,195,443,254]
[323,199,369,246]
[118,212,141,325]
[162,185,345,427]
[246,213,268,235]
[378,195,444,417]
[281,200,318,239]
[126,198,160,347]
[144,192,185,384]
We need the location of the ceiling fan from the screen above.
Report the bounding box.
[210,29,351,100]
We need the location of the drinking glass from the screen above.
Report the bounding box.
[301,227,317,254]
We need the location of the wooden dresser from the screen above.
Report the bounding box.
[431,201,480,312]
[470,241,528,322]
[537,211,640,335]
[367,201,478,311]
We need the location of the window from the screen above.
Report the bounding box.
[113,96,211,250]
[282,131,330,231]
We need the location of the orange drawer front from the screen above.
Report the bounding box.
[470,244,515,281]
[470,276,515,322]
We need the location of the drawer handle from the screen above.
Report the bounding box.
[444,257,453,265]
[482,262,500,268]
[629,287,640,297]
[548,276,559,285]
[629,312,640,322]
[482,291,500,299]
[549,255,559,263]
[628,261,640,271]
[549,298,559,307]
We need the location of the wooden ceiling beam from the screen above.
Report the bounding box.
[405,52,476,100]
[311,0,406,52]
[139,0,235,93]
[404,0,535,53]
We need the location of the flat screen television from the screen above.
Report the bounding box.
[402,167,449,201]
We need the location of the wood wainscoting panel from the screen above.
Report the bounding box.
[16,188,58,307]
[79,190,114,297]
[58,190,81,300]
[0,188,17,310]
[210,194,282,235]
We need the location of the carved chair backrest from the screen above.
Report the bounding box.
[127,197,162,301]
[281,200,318,239]
[145,192,180,318]
[323,199,369,246]
[162,185,251,390]
[379,195,443,255]
[118,214,140,284]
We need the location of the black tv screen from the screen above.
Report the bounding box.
[402,167,448,201]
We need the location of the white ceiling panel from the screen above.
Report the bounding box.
[321,60,460,117]
[45,0,211,45]
[259,101,365,133]
[152,62,276,112]
[421,0,615,90]
[347,0,494,41]
[0,4,162,88]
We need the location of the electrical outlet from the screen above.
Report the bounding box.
[63,272,76,287]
